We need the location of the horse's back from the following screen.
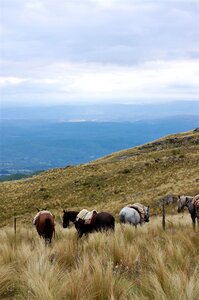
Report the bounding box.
[95,211,115,229]
[119,206,140,225]
[36,212,55,241]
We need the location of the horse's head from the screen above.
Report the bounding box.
[177,195,186,213]
[62,210,70,228]
[144,206,150,222]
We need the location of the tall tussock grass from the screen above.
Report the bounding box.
[0,214,198,299]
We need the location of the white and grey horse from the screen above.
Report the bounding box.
[177,195,199,229]
[119,205,150,227]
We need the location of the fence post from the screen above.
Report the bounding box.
[162,202,166,230]
[13,210,17,236]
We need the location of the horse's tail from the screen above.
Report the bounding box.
[44,217,54,242]
[119,211,126,223]
[111,216,115,230]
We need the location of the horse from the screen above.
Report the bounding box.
[119,204,150,227]
[62,210,79,228]
[63,210,115,237]
[33,209,55,244]
[177,195,199,229]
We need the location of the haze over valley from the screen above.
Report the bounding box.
[1,101,198,179]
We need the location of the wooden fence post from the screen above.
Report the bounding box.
[162,202,166,230]
[13,210,17,236]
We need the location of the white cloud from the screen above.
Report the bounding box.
[64,59,199,99]
[0,76,28,86]
[25,0,44,11]
[1,59,198,105]
[0,0,198,105]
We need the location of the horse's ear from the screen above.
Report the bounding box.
[185,197,189,203]
[63,209,66,213]
[178,195,180,199]
[36,208,40,212]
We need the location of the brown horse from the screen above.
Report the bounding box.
[62,210,79,228]
[62,210,115,237]
[33,209,55,243]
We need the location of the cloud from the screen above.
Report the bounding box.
[1,59,198,106]
[0,77,28,86]
[0,0,198,105]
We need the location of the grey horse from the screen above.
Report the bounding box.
[177,195,199,229]
[119,205,150,227]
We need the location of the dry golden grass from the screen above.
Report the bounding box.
[0,130,199,298]
[0,214,198,299]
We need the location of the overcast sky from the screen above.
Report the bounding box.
[0,0,199,106]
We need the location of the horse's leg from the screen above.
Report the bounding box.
[47,239,52,246]
[111,224,115,231]
[197,207,199,228]
[78,230,83,238]
[192,220,196,230]
[191,215,196,230]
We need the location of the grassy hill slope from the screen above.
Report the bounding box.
[0,129,199,227]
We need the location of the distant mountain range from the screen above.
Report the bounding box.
[0,113,199,178]
[1,101,199,122]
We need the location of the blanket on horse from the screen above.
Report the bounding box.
[127,203,146,222]
[76,209,97,224]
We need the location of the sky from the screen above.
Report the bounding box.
[0,0,199,106]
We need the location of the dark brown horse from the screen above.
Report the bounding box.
[62,210,115,237]
[62,210,79,228]
[33,209,55,244]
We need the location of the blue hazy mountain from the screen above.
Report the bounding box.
[2,101,199,122]
[0,113,198,177]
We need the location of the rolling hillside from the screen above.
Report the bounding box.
[0,129,199,227]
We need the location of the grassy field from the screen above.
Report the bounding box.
[0,214,199,299]
[0,129,199,227]
[1,129,199,299]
